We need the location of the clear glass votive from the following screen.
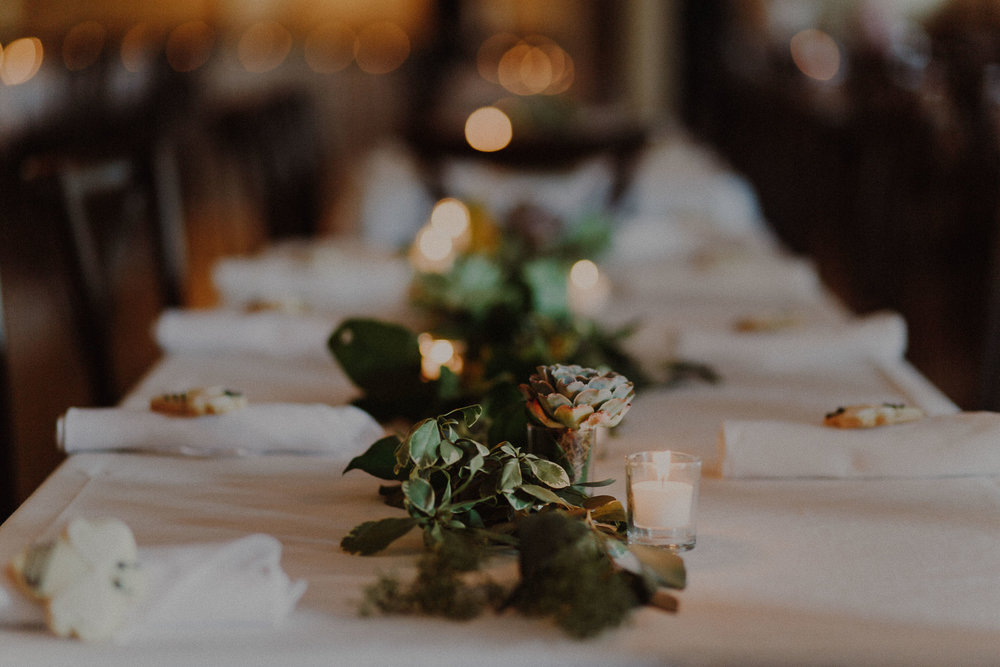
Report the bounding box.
[626,450,701,551]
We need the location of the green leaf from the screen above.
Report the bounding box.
[465,453,485,478]
[408,419,441,468]
[520,483,572,507]
[344,435,404,481]
[526,457,571,488]
[629,544,687,590]
[487,401,529,450]
[328,319,423,394]
[439,438,462,466]
[499,458,522,492]
[503,490,533,511]
[341,517,420,555]
[403,478,436,516]
[584,497,627,523]
[442,404,483,430]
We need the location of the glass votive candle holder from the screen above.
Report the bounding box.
[626,450,701,551]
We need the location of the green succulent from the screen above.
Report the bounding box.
[520,364,634,430]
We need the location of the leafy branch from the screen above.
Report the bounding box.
[342,404,687,639]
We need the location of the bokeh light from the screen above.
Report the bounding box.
[477,32,520,84]
[464,106,513,152]
[62,21,106,71]
[121,23,162,73]
[790,29,841,81]
[430,198,471,239]
[237,20,292,73]
[569,259,600,290]
[166,21,214,72]
[419,333,463,381]
[1,37,44,86]
[305,21,355,73]
[484,34,574,96]
[354,21,409,74]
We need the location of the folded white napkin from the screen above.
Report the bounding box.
[212,239,412,315]
[1,534,305,643]
[675,311,906,369]
[58,404,385,457]
[439,155,615,220]
[719,412,1000,478]
[154,308,336,360]
[609,253,823,302]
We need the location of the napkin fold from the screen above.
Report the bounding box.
[719,411,1000,478]
[1,534,305,643]
[58,404,385,457]
[212,239,412,315]
[153,308,336,360]
[675,311,906,369]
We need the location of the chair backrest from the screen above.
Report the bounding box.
[0,270,17,520]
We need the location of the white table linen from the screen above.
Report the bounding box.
[58,404,384,457]
[4,133,1000,665]
[1,533,306,644]
[719,411,1000,478]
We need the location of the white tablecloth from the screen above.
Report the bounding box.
[3,136,1000,664]
[4,346,1000,665]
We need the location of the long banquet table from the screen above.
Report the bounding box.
[3,138,1000,665]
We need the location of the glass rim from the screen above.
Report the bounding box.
[625,450,701,467]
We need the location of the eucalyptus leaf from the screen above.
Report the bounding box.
[341,517,421,555]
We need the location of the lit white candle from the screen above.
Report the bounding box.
[632,479,694,529]
[567,259,611,316]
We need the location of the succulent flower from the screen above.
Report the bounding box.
[520,364,634,430]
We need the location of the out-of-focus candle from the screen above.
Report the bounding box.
[418,333,463,380]
[567,259,611,316]
[409,224,455,273]
[631,479,694,529]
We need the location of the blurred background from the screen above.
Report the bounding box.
[2,0,999,513]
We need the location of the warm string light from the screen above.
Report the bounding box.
[1,37,44,86]
[477,33,574,96]
[464,106,513,152]
[790,29,842,82]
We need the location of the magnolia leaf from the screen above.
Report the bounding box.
[499,458,522,492]
[341,517,420,555]
[403,478,436,516]
[408,419,441,468]
[520,484,572,507]
[328,319,422,394]
[526,458,571,489]
[629,544,687,590]
[344,435,404,481]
